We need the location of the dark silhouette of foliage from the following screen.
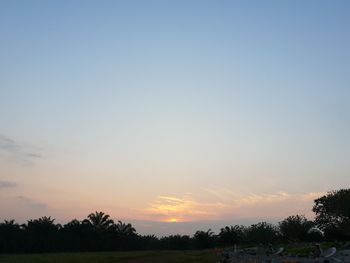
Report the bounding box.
[114,220,136,237]
[313,189,350,240]
[83,211,114,231]
[193,229,216,249]
[218,225,245,246]
[112,220,138,250]
[306,227,324,242]
[0,220,22,253]
[160,235,192,250]
[137,235,161,250]
[1,190,349,253]
[22,216,60,252]
[279,215,314,242]
[245,222,279,244]
[60,219,95,251]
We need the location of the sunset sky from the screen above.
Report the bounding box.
[0,0,349,235]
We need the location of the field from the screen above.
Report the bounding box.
[0,250,217,263]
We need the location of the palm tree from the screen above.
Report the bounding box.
[0,219,21,233]
[83,211,114,231]
[23,216,60,231]
[0,220,21,253]
[219,225,245,246]
[114,220,136,237]
[1,219,20,230]
[193,229,215,249]
[21,216,60,252]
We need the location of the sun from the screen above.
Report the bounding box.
[167,218,178,223]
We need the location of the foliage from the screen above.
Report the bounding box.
[83,211,114,231]
[0,220,21,253]
[160,235,192,250]
[279,215,314,242]
[218,225,245,246]
[193,229,216,249]
[1,190,350,253]
[313,189,350,240]
[22,216,60,253]
[245,222,279,244]
[114,220,136,237]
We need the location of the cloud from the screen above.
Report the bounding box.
[142,190,324,222]
[0,195,48,221]
[0,180,17,189]
[0,134,42,165]
[0,136,17,150]
[143,194,228,222]
[16,196,47,210]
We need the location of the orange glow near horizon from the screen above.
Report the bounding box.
[139,191,322,223]
[143,195,216,222]
[166,218,179,223]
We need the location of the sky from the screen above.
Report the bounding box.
[0,0,349,236]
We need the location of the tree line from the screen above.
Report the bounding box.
[0,189,349,253]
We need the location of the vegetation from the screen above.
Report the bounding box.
[313,189,350,240]
[0,189,349,254]
[279,215,314,242]
[0,250,216,263]
[218,225,245,246]
[245,222,278,244]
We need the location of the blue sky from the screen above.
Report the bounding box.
[0,0,349,235]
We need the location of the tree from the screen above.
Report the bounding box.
[193,229,216,249]
[245,222,278,244]
[0,220,22,253]
[114,220,136,237]
[160,235,192,250]
[112,220,138,250]
[82,212,117,250]
[61,219,96,251]
[279,215,314,242]
[218,225,245,246]
[138,235,160,250]
[23,216,60,252]
[83,211,114,231]
[313,189,350,240]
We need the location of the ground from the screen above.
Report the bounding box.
[0,250,217,263]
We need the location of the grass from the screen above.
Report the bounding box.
[0,250,217,263]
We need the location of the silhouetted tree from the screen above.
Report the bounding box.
[2,190,349,254]
[114,220,136,237]
[137,235,161,250]
[245,222,278,244]
[160,235,192,250]
[60,219,96,251]
[193,229,216,249]
[0,220,22,253]
[279,215,314,242]
[83,211,114,231]
[313,189,350,240]
[22,216,60,252]
[218,225,245,246]
[112,220,138,250]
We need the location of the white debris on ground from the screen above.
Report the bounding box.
[217,246,350,263]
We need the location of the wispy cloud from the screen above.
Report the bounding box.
[0,180,17,189]
[143,194,228,222]
[142,190,324,222]
[0,134,42,165]
[202,188,323,207]
[16,196,47,210]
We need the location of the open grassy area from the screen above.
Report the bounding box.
[0,250,217,263]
